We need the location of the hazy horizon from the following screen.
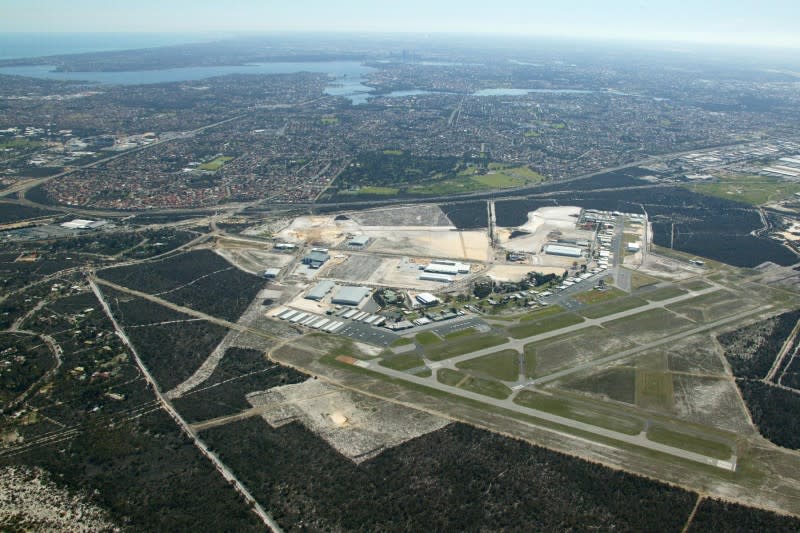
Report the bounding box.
[3,0,800,50]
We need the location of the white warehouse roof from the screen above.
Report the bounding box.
[331,286,371,305]
[544,243,583,258]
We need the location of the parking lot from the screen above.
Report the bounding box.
[337,321,399,346]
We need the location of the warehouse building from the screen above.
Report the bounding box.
[302,250,330,269]
[306,280,336,301]
[263,268,281,278]
[543,243,583,258]
[425,261,470,274]
[331,286,372,306]
[420,272,453,283]
[416,293,439,306]
[347,235,370,247]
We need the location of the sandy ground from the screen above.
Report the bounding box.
[672,375,756,435]
[275,215,348,247]
[517,206,583,233]
[215,247,293,275]
[485,264,565,282]
[249,379,450,463]
[348,205,453,227]
[0,466,117,532]
[368,229,489,261]
[636,253,704,280]
[497,207,594,266]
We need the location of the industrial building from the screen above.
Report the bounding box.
[331,286,372,306]
[306,280,336,301]
[263,268,281,278]
[302,250,330,269]
[543,243,583,258]
[274,243,296,251]
[427,260,470,274]
[420,272,453,283]
[416,293,439,306]
[347,235,370,247]
[60,219,107,230]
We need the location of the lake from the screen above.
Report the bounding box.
[0,61,379,104]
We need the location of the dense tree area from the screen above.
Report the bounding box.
[737,379,800,450]
[172,349,307,423]
[100,285,189,325]
[335,151,465,190]
[440,201,488,229]
[204,420,697,532]
[100,249,234,293]
[0,203,57,224]
[1,410,264,532]
[41,228,197,259]
[0,333,55,407]
[688,498,800,532]
[123,319,228,391]
[99,249,264,322]
[718,310,800,379]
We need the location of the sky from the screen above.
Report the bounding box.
[2,0,800,49]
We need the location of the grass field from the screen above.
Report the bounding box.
[680,279,713,291]
[199,156,233,171]
[424,334,509,361]
[507,313,584,339]
[444,327,477,340]
[456,349,519,381]
[684,173,800,205]
[321,116,339,125]
[647,425,732,460]
[341,186,400,196]
[514,391,643,435]
[642,286,687,302]
[630,271,662,289]
[523,326,633,378]
[437,368,512,399]
[559,366,637,404]
[518,305,567,322]
[603,308,693,339]
[391,337,414,347]
[379,353,426,371]
[382,149,403,155]
[415,331,442,346]
[573,287,625,305]
[579,295,648,319]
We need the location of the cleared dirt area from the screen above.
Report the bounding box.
[325,254,385,282]
[486,264,564,282]
[275,215,347,247]
[248,379,449,463]
[672,375,755,435]
[348,205,453,227]
[368,229,489,261]
[215,247,293,275]
[636,253,704,280]
[0,466,116,531]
